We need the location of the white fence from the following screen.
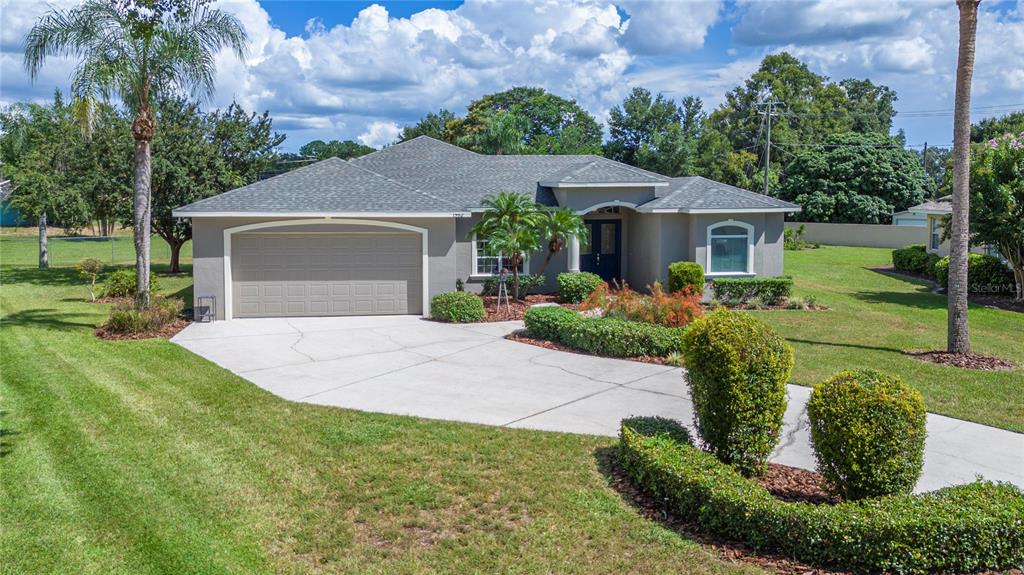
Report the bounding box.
[785,222,927,249]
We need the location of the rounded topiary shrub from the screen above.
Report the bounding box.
[523,305,580,342]
[681,309,794,476]
[557,272,603,303]
[431,291,485,323]
[668,261,705,294]
[807,369,926,500]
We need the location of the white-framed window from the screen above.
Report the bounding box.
[472,235,527,276]
[929,216,941,251]
[706,220,754,275]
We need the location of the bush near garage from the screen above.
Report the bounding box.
[681,309,794,477]
[557,271,603,303]
[480,273,545,297]
[103,296,183,334]
[667,261,705,294]
[101,269,161,298]
[617,418,1024,575]
[807,369,927,500]
[711,277,793,306]
[430,291,486,323]
[523,306,687,357]
[934,253,1015,294]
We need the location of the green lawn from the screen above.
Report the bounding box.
[751,245,1024,432]
[0,239,750,573]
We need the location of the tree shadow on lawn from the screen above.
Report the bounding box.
[785,337,905,354]
[0,412,18,458]
[0,266,83,287]
[1,308,98,331]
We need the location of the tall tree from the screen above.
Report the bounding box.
[400,109,456,142]
[299,139,373,161]
[778,132,932,223]
[605,87,682,166]
[948,0,980,355]
[460,110,527,155]
[839,78,897,134]
[149,98,282,272]
[25,0,247,307]
[449,87,602,154]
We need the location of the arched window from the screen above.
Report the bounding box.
[707,221,754,275]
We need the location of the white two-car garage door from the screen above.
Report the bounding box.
[232,233,422,318]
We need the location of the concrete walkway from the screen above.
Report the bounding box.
[173,316,1024,493]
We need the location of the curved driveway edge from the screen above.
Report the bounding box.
[173,316,1024,493]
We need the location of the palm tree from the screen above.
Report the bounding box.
[469,192,544,299]
[537,207,588,275]
[467,110,527,155]
[948,0,980,354]
[24,0,247,308]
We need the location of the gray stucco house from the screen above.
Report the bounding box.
[173,136,799,320]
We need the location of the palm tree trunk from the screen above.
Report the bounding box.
[38,213,48,269]
[948,0,980,354]
[133,136,153,308]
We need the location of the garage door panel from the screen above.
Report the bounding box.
[232,232,421,318]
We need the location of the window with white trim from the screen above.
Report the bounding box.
[929,217,941,251]
[707,221,754,274]
[472,236,526,276]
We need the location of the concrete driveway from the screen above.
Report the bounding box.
[173,316,1023,493]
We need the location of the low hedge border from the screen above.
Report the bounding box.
[524,306,686,357]
[891,245,940,278]
[711,277,793,305]
[618,419,1024,574]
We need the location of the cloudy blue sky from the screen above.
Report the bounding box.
[2,0,1022,151]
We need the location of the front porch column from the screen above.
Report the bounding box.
[568,234,580,272]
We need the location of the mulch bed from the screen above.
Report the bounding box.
[480,294,576,322]
[602,450,1021,575]
[600,450,851,575]
[95,318,190,340]
[906,350,1016,371]
[505,330,669,365]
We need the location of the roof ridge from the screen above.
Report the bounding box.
[587,155,669,181]
[342,159,464,210]
[180,157,341,209]
[353,135,481,163]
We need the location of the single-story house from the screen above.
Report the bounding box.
[910,195,1003,260]
[173,136,799,320]
[0,180,27,227]
[890,208,928,227]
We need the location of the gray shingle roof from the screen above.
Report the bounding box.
[639,177,799,211]
[175,136,798,215]
[906,195,952,213]
[175,156,463,214]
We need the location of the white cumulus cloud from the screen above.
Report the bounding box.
[358,120,402,148]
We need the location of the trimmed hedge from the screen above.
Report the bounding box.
[431,291,485,323]
[892,245,941,279]
[808,370,927,500]
[557,271,603,303]
[480,273,545,296]
[711,277,793,305]
[523,305,581,341]
[621,415,693,446]
[935,253,1014,294]
[682,309,793,477]
[523,306,686,357]
[668,261,705,294]
[618,418,1024,574]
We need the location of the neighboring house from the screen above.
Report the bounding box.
[173,136,799,320]
[0,180,27,227]
[891,208,928,227]
[911,195,999,259]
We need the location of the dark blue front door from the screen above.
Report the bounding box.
[581,220,621,282]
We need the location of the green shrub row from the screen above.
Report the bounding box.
[808,369,927,500]
[104,296,183,334]
[102,269,161,298]
[523,306,686,357]
[935,253,1015,293]
[891,245,940,278]
[480,273,545,296]
[431,291,485,323]
[557,271,603,303]
[682,309,793,476]
[711,277,793,305]
[618,419,1024,574]
[667,261,705,294]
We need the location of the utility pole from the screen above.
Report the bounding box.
[922,141,928,167]
[755,98,781,195]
